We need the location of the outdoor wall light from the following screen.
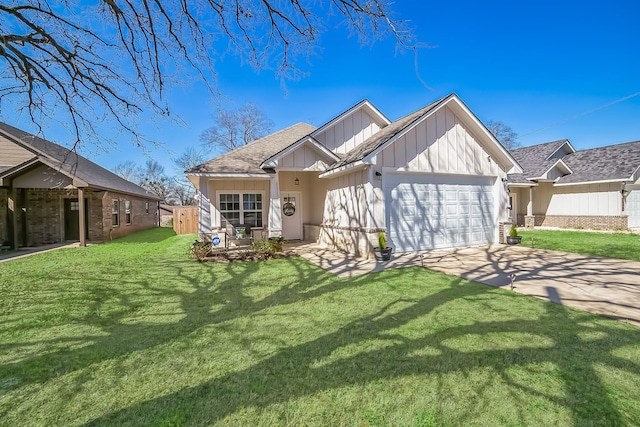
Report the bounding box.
[294,177,300,185]
[375,171,382,177]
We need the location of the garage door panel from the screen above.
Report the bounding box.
[385,173,496,252]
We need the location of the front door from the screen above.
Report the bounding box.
[64,198,88,241]
[281,192,302,240]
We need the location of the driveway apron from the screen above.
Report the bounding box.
[297,244,640,327]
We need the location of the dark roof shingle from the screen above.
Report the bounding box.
[0,123,158,199]
[560,141,640,184]
[187,123,316,175]
[509,139,570,178]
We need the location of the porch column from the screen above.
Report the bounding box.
[268,173,282,237]
[78,188,86,247]
[10,187,19,249]
[525,186,535,229]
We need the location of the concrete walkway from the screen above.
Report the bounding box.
[295,243,640,327]
[0,242,81,263]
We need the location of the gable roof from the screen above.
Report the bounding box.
[557,140,640,185]
[509,139,640,186]
[186,122,317,176]
[325,95,451,173]
[510,139,571,179]
[310,99,391,139]
[0,123,159,199]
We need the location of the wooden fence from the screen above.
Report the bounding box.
[173,206,198,235]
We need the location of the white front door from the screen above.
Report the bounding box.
[281,192,302,240]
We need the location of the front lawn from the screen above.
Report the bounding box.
[1,228,639,426]
[518,229,640,261]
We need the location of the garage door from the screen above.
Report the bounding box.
[384,174,496,252]
[628,190,640,229]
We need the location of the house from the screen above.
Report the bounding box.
[507,139,640,230]
[186,93,522,257]
[159,204,176,227]
[0,123,160,249]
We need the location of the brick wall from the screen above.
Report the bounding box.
[2,188,157,247]
[101,191,158,240]
[541,215,628,230]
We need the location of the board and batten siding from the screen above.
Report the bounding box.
[0,135,35,167]
[375,106,503,177]
[322,169,370,229]
[314,108,382,155]
[278,144,331,171]
[538,182,622,216]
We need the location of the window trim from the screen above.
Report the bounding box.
[124,200,132,225]
[112,199,120,227]
[216,191,264,229]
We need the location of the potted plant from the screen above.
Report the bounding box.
[374,232,393,261]
[506,224,522,245]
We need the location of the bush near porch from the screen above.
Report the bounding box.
[518,229,640,262]
[0,228,639,426]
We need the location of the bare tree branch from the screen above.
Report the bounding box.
[0,1,414,151]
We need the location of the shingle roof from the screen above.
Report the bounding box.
[559,140,640,184]
[506,173,535,184]
[325,95,451,172]
[186,122,316,175]
[509,139,569,178]
[0,122,159,200]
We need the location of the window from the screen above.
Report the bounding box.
[112,200,120,226]
[219,193,262,228]
[243,193,263,227]
[70,201,79,211]
[145,202,149,214]
[125,200,132,224]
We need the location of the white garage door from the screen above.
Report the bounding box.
[628,190,640,229]
[384,174,496,252]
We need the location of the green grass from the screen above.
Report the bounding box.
[518,229,640,261]
[1,228,639,426]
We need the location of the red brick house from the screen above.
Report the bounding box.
[0,123,160,249]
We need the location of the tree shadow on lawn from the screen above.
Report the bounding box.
[84,270,640,426]
[2,251,639,426]
[0,254,378,396]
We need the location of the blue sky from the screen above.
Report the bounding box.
[9,1,640,174]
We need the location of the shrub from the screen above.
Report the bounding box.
[509,224,518,238]
[191,241,212,261]
[253,238,284,257]
[378,232,387,249]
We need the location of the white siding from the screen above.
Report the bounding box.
[207,179,270,229]
[537,182,622,216]
[314,109,382,155]
[377,106,502,177]
[279,144,330,171]
[322,169,369,229]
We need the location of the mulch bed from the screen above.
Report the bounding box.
[195,249,299,262]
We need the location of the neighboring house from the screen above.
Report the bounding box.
[186,93,521,257]
[159,204,175,227]
[0,123,160,248]
[508,139,640,230]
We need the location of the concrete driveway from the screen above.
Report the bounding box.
[297,244,640,327]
